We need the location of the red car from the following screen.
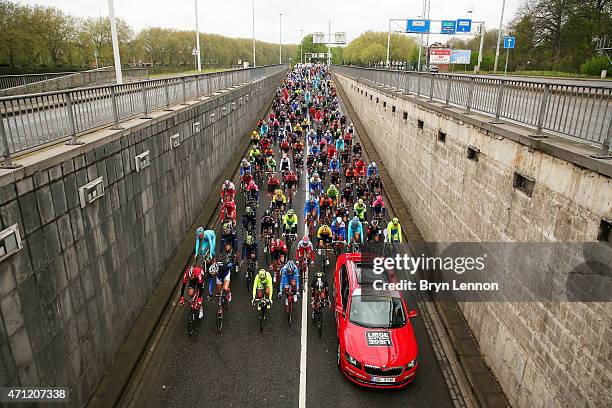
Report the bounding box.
[334,253,419,388]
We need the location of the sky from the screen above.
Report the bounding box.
[18,0,524,45]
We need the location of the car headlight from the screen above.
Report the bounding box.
[345,352,362,369]
[406,358,417,370]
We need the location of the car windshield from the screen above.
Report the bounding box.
[349,295,406,329]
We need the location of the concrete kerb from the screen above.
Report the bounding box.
[332,72,510,408]
[85,75,283,408]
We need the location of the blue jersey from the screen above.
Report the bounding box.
[195,230,216,258]
[331,222,347,241]
[348,220,364,244]
[367,165,378,177]
[209,263,231,294]
[303,200,320,219]
[329,159,340,172]
[280,261,300,291]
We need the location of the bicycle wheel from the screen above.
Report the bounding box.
[259,306,265,332]
[187,308,196,336]
[216,304,224,333]
[287,296,293,326]
[246,275,252,294]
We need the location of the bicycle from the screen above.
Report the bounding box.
[306,211,317,238]
[319,246,333,273]
[284,231,297,252]
[244,258,257,293]
[312,286,327,339]
[284,282,297,327]
[186,293,200,336]
[215,290,228,333]
[298,256,309,293]
[254,297,271,332]
[332,239,346,258]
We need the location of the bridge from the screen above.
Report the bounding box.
[0,64,609,408]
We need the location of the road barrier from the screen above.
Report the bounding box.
[0,64,287,167]
[332,65,612,153]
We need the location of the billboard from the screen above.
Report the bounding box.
[312,32,326,44]
[406,19,430,33]
[333,32,346,44]
[450,49,472,64]
[456,19,472,33]
[429,48,451,64]
[441,20,456,34]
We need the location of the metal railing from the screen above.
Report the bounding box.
[0,72,76,90]
[332,65,612,153]
[0,64,288,166]
[0,67,149,97]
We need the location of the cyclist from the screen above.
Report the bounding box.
[221,179,236,202]
[303,196,320,224]
[353,141,362,157]
[319,193,334,221]
[240,170,253,191]
[327,144,337,160]
[246,180,259,204]
[353,198,367,223]
[242,205,257,233]
[240,158,252,177]
[249,145,260,163]
[259,120,269,136]
[283,170,298,192]
[345,165,356,185]
[195,227,216,260]
[267,173,281,197]
[282,209,298,236]
[179,265,205,319]
[386,217,403,243]
[316,161,326,180]
[311,271,331,317]
[220,221,238,256]
[241,233,259,264]
[251,130,260,145]
[280,138,291,155]
[367,219,383,242]
[253,269,273,309]
[259,134,271,152]
[331,217,347,242]
[219,200,237,225]
[354,156,367,178]
[306,153,316,170]
[279,259,300,300]
[271,189,287,214]
[336,202,349,223]
[296,235,315,265]
[367,161,379,178]
[309,172,322,197]
[208,261,232,304]
[328,155,340,173]
[270,237,288,265]
[327,184,339,206]
[266,156,277,174]
[371,195,386,219]
[335,134,345,152]
[317,223,333,264]
[348,216,364,244]
[279,152,291,174]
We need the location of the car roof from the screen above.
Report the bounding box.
[352,287,403,298]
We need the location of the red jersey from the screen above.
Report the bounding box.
[182,266,204,285]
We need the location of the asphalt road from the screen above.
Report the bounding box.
[122,77,459,408]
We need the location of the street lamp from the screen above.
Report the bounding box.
[252,0,256,67]
[279,13,283,64]
[194,0,201,72]
[493,0,507,72]
[300,29,303,64]
[107,0,122,84]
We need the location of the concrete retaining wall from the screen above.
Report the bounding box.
[334,73,611,408]
[0,70,285,407]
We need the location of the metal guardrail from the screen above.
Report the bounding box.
[0,72,76,90]
[0,67,149,97]
[332,65,612,153]
[0,64,288,166]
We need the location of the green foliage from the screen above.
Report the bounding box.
[580,55,611,75]
[0,0,296,70]
[343,31,417,64]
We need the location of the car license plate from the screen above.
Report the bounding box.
[371,376,395,383]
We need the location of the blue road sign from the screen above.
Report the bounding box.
[503,36,515,49]
[456,19,472,33]
[406,19,431,33]
[441,20,456,34]
[450,49,472,64]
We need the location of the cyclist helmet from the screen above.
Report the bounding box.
[302,235,310,244]
[371,219,379,227]
[196,227,204,238]
[287,209,295,216]
[258,269,267,280]
[339,202,346,209]
[308,196,316,203]
[392,217,399,225]
[265,209,271,216]
[282,153,288,159]
[246,235,255,245]
[242,158,248,165]
[352,216,359,223]
[315,271,324,279]
[245,206,253,215]
[248,180,256,188]
[377,195,383,201]
[209,262,219,276]
[329,184,336,189]
[223,223,232,234]
[335,217,342,224]
[371,161,377,167]
[188,266,195,279]
[358,198,364,205]
[223,180,230,188]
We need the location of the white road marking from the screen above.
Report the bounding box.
[298,111,311,408]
